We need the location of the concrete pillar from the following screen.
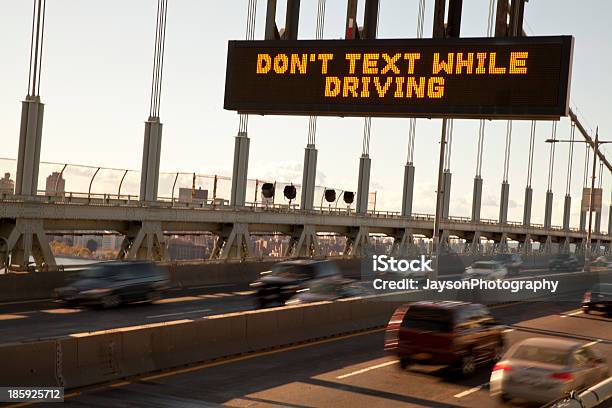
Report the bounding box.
[15,96,44,196]
[284,0,301,40]
[300,144,317,210]
[609,205,612,235]
[4,218,56,271]
[562,194,571,231]
[210,223,253,260]
[580,210,587,232]
[544,190,553,229]
[471,176,483,223]
[499,181,510,224]
[265,0,278,40]
[285,225,319,258]
[119,221,167,261]
[401,164,415,217]
[442,170,452,220]
[344,226,371,257]
[594,211,602,235]
[139,117,163,202]
[230,132,250,206]
[356,155,371,214]
[523,186,533,226]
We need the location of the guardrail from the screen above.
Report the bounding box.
[1,193,610,237]
[549,377,612,407]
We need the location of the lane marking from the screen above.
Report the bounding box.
[454,382,489,398]
[583,340,601,348]
[561,310,583,318]
[502,328,515,333]
[146,309,211,319]
[0,314,28,321]
[335,360,397,379]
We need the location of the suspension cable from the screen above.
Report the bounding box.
[149,0,169,118]
[565,121,576,195]
[406,0,426,164]
[27,0,46,97]
[444,119,454,171]
[526,120,536,187]
[583,144,590,188]
[546,121,558,191]
[307,0,326,146]
[476,119,485,176]
[361,0,380,156]
[238,0,258,135]
[503,120,513,182]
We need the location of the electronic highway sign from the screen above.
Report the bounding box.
[224,36,573,119]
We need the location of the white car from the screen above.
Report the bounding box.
[463,261,507,280]
[490,337,609,405]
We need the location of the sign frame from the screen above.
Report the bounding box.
[224,35,574,119]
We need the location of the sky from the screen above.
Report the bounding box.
[0,0,610,230]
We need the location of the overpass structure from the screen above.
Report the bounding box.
[1,0,612,272]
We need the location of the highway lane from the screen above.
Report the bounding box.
[43,297,611,408]
[0,267,561,343]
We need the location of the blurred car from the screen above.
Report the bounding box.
[285,280,370,305]
[490,337,609,405]
[55,261,170,308]
[493,253,523,276]
[582,283,612,315]
[585,257,612,272]
[549,254,582,272]
[384,301,505,376]
[463,261,507,280]
[251,260,341,308]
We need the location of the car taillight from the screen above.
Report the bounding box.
[583,292,591,303]
[492,363,512,372]
[550,372,573,381]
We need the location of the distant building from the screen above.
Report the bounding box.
[45,172,65,196]
[0,173,14,195]
[178,187,208,204]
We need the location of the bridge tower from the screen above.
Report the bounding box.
[139,0,168,203]
[6,0,57,271]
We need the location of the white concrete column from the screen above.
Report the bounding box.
[139,117,163,202]
[356,155,371,214]
[230,132,250,206]
[300,144,317,210]
[15,96,44,196]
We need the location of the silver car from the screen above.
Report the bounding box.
[490,337,609,405]
[463,261,508,280]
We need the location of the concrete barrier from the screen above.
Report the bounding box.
[1,270,609,390]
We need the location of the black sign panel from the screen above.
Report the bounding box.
[224,36,573,119]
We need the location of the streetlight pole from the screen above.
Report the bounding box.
[586,129,598,257]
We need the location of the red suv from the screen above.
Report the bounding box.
[385,301,505,376]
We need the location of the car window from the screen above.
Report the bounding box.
[401,307,453,332]
[315,262,340,278]
[270,264,315,279]
[572,349,590,368]
[511,345,569,365]
[79,265,120,280]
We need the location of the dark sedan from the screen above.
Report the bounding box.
[251,260,342,308]
[55,261,170,308]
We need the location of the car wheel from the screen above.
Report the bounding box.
[499,393,511,403]
[584,308,590,314]
[101,294,120,309]
[492,342,504,363]
[399,357,410,369]
[458,353,476,377]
